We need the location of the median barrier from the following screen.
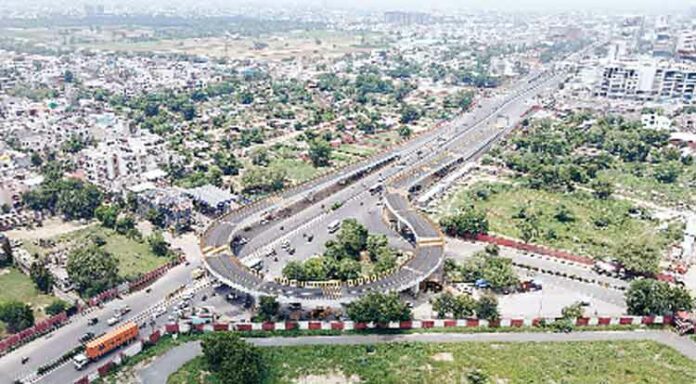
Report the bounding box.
[262,322,275,331]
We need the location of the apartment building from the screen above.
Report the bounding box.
[594,60,696,103]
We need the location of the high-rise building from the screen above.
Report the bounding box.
[594,60,695,103]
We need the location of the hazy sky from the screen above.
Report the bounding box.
[3,0,694,13]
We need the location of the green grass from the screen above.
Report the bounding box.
[268,158,322,185]
[598,161,696,206]
[438,182,675,259]
[363,130,400,148]
[337,144,379,157]
[0,267,56,333]
[28,225,168,280]
[168,340,696,384]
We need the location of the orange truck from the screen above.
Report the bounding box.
[73,322,138,370]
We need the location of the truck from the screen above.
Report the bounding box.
[73,322,139,370]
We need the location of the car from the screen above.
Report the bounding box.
[287,247,296,255]
[306,234,314,243]
[79,332,95,343]
[107,316,120,326]
[281,240,291,250]
[87,317,99,326]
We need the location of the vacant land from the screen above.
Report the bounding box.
[0,267,56,335]
[599,161,696,206]
[438,182,678,259]
[23,224,168,280]
[168,340,696,384]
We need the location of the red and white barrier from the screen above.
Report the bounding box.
[162,316,673,337]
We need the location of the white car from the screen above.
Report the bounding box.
[107,316,121,326]
[154,306,167,317]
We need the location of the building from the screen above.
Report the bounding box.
[594,60,696,103]
[384,11,432,25]
[134,186,193,232]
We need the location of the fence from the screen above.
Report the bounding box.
[0,312,68,355]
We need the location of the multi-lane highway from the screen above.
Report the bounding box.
[201,67,568,305]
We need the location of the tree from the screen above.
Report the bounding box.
[613,239,661,276]
[148,231,170,257]
[553,204,575,223]
[202,333,267,384]
[45,300,67,316]
[145,208,166,228]
[282,261,306,281]
[476,293,499,321]
[398,125,412,139]
[115,216,136,235]
[590,179,614,200]
[346,292,411,323]
[257,296,280,322]
[654,162,680,184]
[399,104,421,124]
[366,234,389,260]
[67,244,120,297]
[250,148,270,167]
[626,279,693,316]
[337,219,368,257]
[30,261,53,293]
[308,139,332,167]
[213,152,242,176]
[0,301,34,333]
[0,235,12,267]
[95,204,119,228]
[480,257,519,292]
[63,70,75,83]
[439,207,489,237]
[336,258,361,280]
[561,302,585,319]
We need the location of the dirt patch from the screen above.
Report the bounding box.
[431,352,454,362]
[294,372,361,384]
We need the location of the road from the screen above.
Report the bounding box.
[203,68,566,304]
[135,330,696,383]
[0,234,206,384]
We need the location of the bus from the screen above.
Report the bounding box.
[327,220,341,233]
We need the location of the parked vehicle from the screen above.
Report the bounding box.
[87,317,99,326]
[73,322,138,370]
[328,220,341,233]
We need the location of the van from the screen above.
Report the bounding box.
[327,220,341,233]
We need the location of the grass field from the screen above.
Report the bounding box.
[24,225,168,280]
[0,267,57,334]
[598,161,696,206]
[168,340,696,384]
[438,182,676,259]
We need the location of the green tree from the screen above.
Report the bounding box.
[432,291,456,318]
[0,301,34,333]
[145,208,166,228]
[282,261,306,281]
[399,104,421,124]
[30,261,53,293]
[613,239,661,276]
[257,296,280,322]
[561,302,585,319]
[654,161,681,184]
[398,125,412,139]
[476,293,499,321]
[590,179,614,200]
[202,333,267,384]
[95,204,119,228]
[366,234,389,260]
[148,231,170,257]
[439,207,489,237]
[346,292,411,323]
[250,148,270,167]
[115,216,136,235]
[45,300,67,316]
[308,139,333,167]
[626,279,693,316]
[0,236,13,266]
[481,257,519,292]
[336,219,368,257]
[67,244,120,297]
[336,258,361,280]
